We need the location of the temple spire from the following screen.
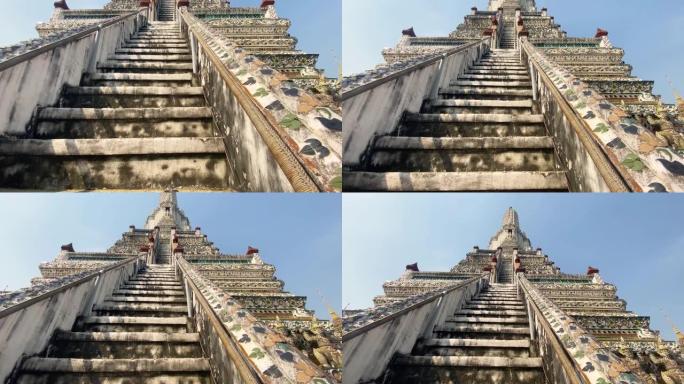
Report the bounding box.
[488,207,532,251]
[144,190,191,230]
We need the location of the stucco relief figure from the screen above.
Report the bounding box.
[302,320,342,369]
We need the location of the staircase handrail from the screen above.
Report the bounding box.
[341,38,489,101]
[177,9,325,192]
[0,255,145,319]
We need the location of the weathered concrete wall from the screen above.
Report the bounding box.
[187,27,294,192]
[0,258,142,382]
[0,12,145,137]
[343,277,485,384]
[342,41,489,167]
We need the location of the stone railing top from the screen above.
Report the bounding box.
[519,275,643,384]
[1,256,140,314]
[341,51,446,95]
[0,10,138,69]
[178,257,335,384]
[522,39,684,192]
[343,276,481,335]
[182,10,342,192]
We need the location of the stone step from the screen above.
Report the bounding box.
[122,43,188,49]
[93,303,188,314]
[120,284,184,290]
[367,148,559,173]
[422,338,530,349]
[20,357,210,373]
[88,72,193,83]
[0,138,223,156]
[459,74,530,80]
[98,61,193,71]
[450,80,531,88]
[108,54,192,62]
[387,365,545,384]
[456,309,527,316]
[435,324,530,335]
[465,69,529,75]
[54,331,199,343]
[77,316,188,333]
[127,38,186,43]
[470,65,526,71]
[38,107,212,120]
[468,300,525,306]
[400,121,547,138]
[432,99,533,108]
[35,118,214,139]
[63,86,205,108]
[105,296,187,303]
[126,279,184,285]
[116,48,190,54]
[342,171,569,192]
[373,136,554,150]
[406,113,543,124]
[114,289,185,296]
[440,87,533,97]
[447,316,528,324]
[395,356,542,368]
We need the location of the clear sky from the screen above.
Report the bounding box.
[0,0,341,77]
[0,193,341,320]
[343,0,684,103]
[343,193,684,340]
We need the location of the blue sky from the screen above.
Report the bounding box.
[343,0,684,103]
[343,194,684,340]
[0,193,341,320]
[0,0,340,77]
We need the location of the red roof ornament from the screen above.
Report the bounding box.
[515,257,521,263]
[173,236,179,243]
[247,246,259,255]
[54,0,69,10]
[261,0,275,8]
[402,27,416,37]
[406,262,419,272]
[587,266,600,275]
[517,17,524,26]
[61,243,75,252]
[595,28,608,38]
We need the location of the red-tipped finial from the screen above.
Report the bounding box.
[595,28,608,38]
[54,0,69,10]
[405,262,419,272]
[587,266,600,275]
[261,0,275,8]
[402,27,416,37]
[61,243,75,252]
[247,246,259,255]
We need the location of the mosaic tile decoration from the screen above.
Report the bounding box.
[522,39,684,192]
[519,275,643,384]
[179,257,333,384]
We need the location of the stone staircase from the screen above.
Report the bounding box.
[497,255,514,284]
[158,0,176,22]
[0,21,232,191]
[500,23,516,49]
[387,284,546,384]
[344,49,569,192]
[13,265,212,384]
